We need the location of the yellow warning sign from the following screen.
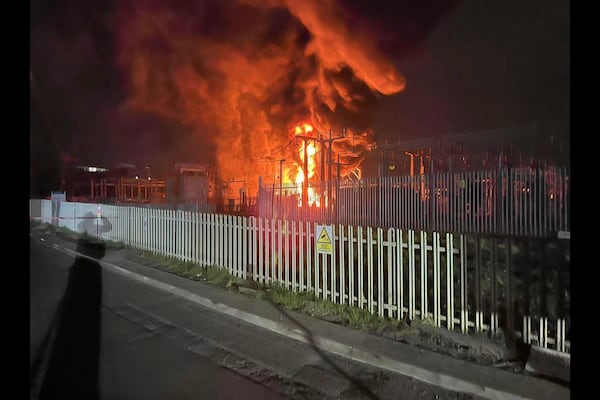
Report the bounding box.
[318,228,331,244]
[316,225,333,255]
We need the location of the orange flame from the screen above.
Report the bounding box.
[281,121,375,207]
[115,1,407,201]
[286,123,321,206]
[294,123,314,135]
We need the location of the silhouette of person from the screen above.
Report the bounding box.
[36,239,105,400]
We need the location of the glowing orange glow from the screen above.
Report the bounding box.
[115,1,406,201]
[281,121,375,207]
[294,123,314,135]
[291,123,320,206]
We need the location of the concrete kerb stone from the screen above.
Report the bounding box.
[40,237,566,400]
[314,337,527,400]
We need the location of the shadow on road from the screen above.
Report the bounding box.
[264,291,380,400]
[31,238,105,400]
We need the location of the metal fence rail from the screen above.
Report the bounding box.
[259,166,570,238]
[29,199,571,354]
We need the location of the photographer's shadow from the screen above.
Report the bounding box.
[37,239,104,400]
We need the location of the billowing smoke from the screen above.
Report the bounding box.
[115,0,456,195]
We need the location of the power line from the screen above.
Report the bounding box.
[257,138,297,160]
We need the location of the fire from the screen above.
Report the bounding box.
[294,123,314,135]
[289,123,320,207]
[113,0,439,202]
[283,121,376,207]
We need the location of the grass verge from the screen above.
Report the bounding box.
[127,250,506,365]
[129,250,400,333]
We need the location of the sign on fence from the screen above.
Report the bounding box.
[316,225,333,255]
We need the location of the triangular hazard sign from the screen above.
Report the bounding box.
[317,227,331,244]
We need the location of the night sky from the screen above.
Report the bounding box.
[30,0,569,196]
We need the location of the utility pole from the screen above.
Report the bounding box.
[296,128,347,210]
[335,154,351,223]
[320,128,346,210]
[405,149,429,199]
[294,137,311,208]
[405,151,417,180]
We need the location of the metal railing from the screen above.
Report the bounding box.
[258,166,570,238]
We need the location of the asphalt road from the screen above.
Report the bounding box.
[30,238,291,400]
[30,233,485,400]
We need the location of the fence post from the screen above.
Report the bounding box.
[460,235,468,334]
[331,225,337,303]
[348,225,355,308]
[377,227,384,317]
[396,228,403,321]
[367,227,374,313]
[475,234,482,333]
[433,231,441,327]
[128,206,132,247]
[491,237,497,335]
[506,237,514,345]
[446,233,454,331]
[339,225,345,304]
[408,230,415,321]
[306,221,312,292]
[420,231,428,321]
[357,226,364,309]
[387,228,394,319]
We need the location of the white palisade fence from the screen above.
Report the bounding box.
[30,199,570,354]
